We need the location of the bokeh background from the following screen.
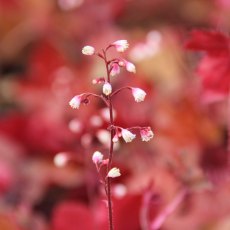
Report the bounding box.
[1,0,230,229]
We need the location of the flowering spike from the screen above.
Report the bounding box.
[82,45,95,55]
[140,127,154,142]
[69,94,83,109]
[92,151,104,164]
[121,129,136,143]
[112,40,129,52]
[103,82,112,96]
[131,88,146,102]
[107,167,121,178]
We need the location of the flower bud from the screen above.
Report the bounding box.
[92,151,103,164]
[107,167,121,178]
[131,88,146,102]
[103,82,112,96]
[121,129,136,143]
[112,40,129,52]
[82,45,95,55]
[125,61,136,73]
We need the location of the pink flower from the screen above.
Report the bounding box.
[69,94,83,109]
[82,45,95,55]
[121,129,136,143]
[131,88,146,102]
[92,151,104,164]
[112,40,129,52]
[140,127,154,142]
[110,63,120,76]
[107,167,121,178]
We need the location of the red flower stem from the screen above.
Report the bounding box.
[103,49,114,230]
[110,86,131,97]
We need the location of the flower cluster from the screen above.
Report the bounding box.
[68,39,154,229]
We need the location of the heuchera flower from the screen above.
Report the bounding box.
[131,88,146,102]
[121,129,136,143]
[69,94,83,109]
[92,151,103,164]
[110,63,120,76]
[112,40,129,52]
[103,82,112,96]
[107,167,121,178]
[140,127,154,142]
[82,45,95,55]
[185,30,230,98]
[125,61,136,73]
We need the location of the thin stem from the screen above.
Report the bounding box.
[103,49,114,230]
[110,86,131,97]
[227,88,230,166]
[84,92,109,107]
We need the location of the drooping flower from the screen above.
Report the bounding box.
[140,127,154,142]
[121,129,136,143]
[103,82,112,96]
[107,167,121,178]
[92,151,103,164]
[82,45,95,55]
[131,88,146,102]
[112,40,129,52]
[69,94,83,109]
[110,63,120,76]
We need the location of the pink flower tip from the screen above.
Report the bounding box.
[82,45,95,55]
[112,40,129,52]
[107,167,121,178]
[131,88,146,102]
[69,95,82,109]
[92,151,103,164]
[110,63,120,76]
[140,127,154,142]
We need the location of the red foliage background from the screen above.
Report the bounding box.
[1,0,230,229]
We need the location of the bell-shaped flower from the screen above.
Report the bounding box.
[131,88,146,102]
[82,45,95,55]
[121,128,136,143]
[107,167,121,178]
[69,94,83,109]
[140,127,154,142]
[112,40,129,52]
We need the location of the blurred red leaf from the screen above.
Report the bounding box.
[185,30,230,97]
[51,202,94,230]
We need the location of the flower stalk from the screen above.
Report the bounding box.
[69,40,154,230]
